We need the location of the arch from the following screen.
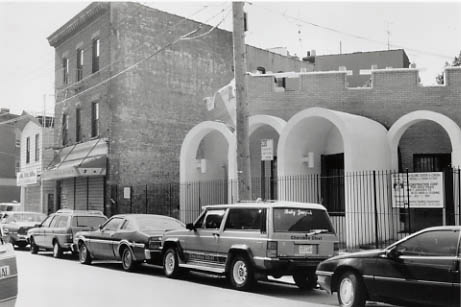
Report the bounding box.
[388,111,461,168]
[278,107,390,176]
[180,121,236,183]
[249,114,286,136]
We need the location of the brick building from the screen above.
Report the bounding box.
[0,108,21,204]
[181,66,461,247]
[304,49,411,87]
[43,2,308,216]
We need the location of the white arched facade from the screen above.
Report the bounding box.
[388,110,461,169]
[249,114,286,136]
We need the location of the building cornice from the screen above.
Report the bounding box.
[47,2,110,47]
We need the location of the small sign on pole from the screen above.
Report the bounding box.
[261,139,274,161]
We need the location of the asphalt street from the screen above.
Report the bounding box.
[13,249,398,307]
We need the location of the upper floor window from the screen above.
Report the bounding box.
[62,114,69,145]
[92,39,100,73]
[76,108,81,142]
[34,133,40,162]
[62,58,69,85]
[76,48,84,81]
[91,102,99,137]
[26,137,30,164]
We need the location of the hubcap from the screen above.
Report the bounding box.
[165,252,175,274]
[80,246,87,262]
[124,250,132,268]
[232,260,248,285]
[339,277,354,306]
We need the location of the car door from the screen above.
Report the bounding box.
[34,215,55,248]
[371,229,460,307]
[90,217,125,259]
[184,209,226,265]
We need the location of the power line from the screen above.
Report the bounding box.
[255,4,454,60]
[56,6,232,104]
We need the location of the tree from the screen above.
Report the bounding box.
[436,50,461,84]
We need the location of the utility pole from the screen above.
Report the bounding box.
[232,2,252,201]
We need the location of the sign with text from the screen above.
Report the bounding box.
[391,172,444,208]
[261,139,274,161]
[123,187,131,199]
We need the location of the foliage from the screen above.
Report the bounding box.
[436,50,461,84]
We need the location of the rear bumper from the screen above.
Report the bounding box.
[255,257,326,274]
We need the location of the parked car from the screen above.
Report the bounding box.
[161,201,338,291]
[0,211,46,248]
[0,224,18,307]
[27,209,107,258]
[316,226,461,307]
[75,214,185,271]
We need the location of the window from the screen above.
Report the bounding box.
[414,154,451,172]
[40,215,55,228]
[62,57,69,85]
[102,218,124,231]
[395,230,459,257]
[76,48,84,81]
[92,38,100,73]
[273,208,335,233]
[62,114,68,145]
[76,108,81,142]
[225,208,266,231]
[71,216,106,228]
[91,102,99,137]
[34,133,39,162]
[51,215,70,228]
[26,137,30,164]
[204,209,226,229]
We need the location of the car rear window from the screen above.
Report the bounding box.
[72,216,107,228]
[135,216,184,232]
[273,208,335,233]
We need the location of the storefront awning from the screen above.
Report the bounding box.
[42,138,108,181]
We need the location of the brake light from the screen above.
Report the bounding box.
[266,241,278,258]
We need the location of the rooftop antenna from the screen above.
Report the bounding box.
[297,23,303,58]
[386,21,393,50]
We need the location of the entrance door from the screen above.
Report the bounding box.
[321,153,344,215]
[47,194,54,215]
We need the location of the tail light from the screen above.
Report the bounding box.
[333,242,340,256]
[266,241,278,258]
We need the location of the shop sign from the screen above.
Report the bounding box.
[391,172,444,208]
[16,170,39,186]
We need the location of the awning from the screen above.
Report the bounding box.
[42,138,108,181]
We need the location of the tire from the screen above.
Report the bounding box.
[337,271,367,307]
[228,255,255,291]
[163,248,181,278]
[53,241,63,258]
[293,269,317,290]
[79,243,92,265]
[30,237,39,254]
[121,247,137,272]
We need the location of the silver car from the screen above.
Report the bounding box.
[161,201,339,291]
[0,224,18,307]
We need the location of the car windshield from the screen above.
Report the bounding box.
[273,208,335,233]
[4,213,45,223]
[72,216,107,227]
[134,216,184,232]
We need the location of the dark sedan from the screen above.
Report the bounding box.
[74,214,185,271]
[316,226,460,307]
[1,212,46,248]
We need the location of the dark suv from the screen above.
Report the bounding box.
[27,209,107,258]
[161,201,338,291]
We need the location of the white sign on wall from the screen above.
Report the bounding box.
[123,187,131,199]
[391,172,444,208]
[261,139,274,161]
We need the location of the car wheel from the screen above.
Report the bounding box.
[52,241,63,258]
[121,247,137,272]
[163,248,181,278]
[337,271,367,307]
[228,255,255,291]
[79,243,92,265]
[293,269,317,290]
[30,237,39,254]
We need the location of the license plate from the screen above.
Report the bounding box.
[298,245,313,255]
[0,265,10,279]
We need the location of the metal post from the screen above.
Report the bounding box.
[130,186,133,213]
[145,184,148,214]
[261,161,265,200]
[405,169,411,233]
[373,171,379,248]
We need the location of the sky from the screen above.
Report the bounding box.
[0,1,460,115]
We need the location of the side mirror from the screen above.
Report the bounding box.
[386,247,402,260]
[98,224,103,230]
[186,223,195,231]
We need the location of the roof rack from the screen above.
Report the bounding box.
[56,209,104,215]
